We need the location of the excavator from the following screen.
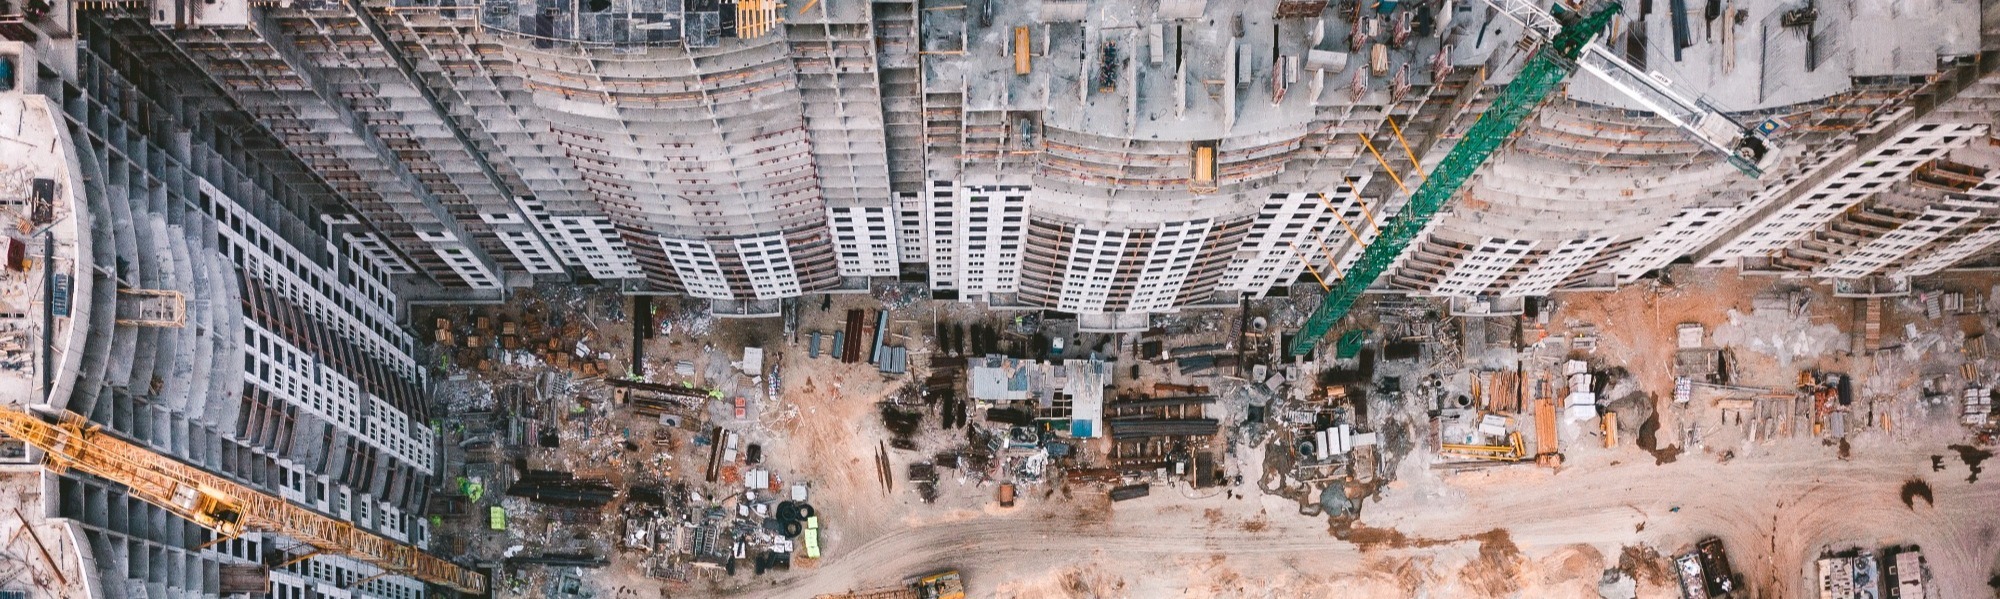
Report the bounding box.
[815,570,967,599]
[0,405,487,594]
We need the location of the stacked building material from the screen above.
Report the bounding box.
[879,346,909,374]
[608,379,710,417]
[1108,484,1150,501]
[842,310,865,363]
[507,470,616,508]
[1107,417,1221,439]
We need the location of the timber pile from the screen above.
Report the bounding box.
[842,309,866,363]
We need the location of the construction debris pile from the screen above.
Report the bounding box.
[416,288,836,597]
[404,268,2000,598]
[422,286,620,381]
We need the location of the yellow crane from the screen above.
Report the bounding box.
[0,405,486,594]
[1439,431,1527,462]
[815,570,966,599]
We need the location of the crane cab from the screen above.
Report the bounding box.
[173,483,245,537]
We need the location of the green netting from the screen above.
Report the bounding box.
[1335,330,1368,359]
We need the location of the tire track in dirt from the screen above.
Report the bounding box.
[718,440,1998,599]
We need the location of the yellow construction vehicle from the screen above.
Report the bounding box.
[1439,431,1527,462]
[0,405,486,593]
[815,569,966,599]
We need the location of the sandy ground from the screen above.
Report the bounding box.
[724,429,1996,599]
[453,275,2000,599]
[703,270,2000,599]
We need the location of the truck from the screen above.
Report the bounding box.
[1673,552,1708,599]
[814,570,965,599]
[1675,537,1739,599]
[1695,538,1739,597]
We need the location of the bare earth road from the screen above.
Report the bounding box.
[726,431,1998,599]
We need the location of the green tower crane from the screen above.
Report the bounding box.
[1288,3,1622,356]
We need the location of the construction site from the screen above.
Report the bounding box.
[1,0,1999,597]
[364,262,1997,599]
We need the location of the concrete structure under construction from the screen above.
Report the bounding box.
[0,0,1997,595]
[0,0,1987,322]
[1384,0,1989,301]
[914,0,1406,317]
[0,0,1993,595]
[1,18,438,598]
[141,0,888,308]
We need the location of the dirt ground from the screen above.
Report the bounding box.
[723,432,1997,599]
[704,269,2000,599]
[449,272,2000,599]
[762,449,1997,599]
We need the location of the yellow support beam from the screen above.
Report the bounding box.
[1287,243,1330,290]
[1358,133,1409,195]
[1343,177,1383,234]
[1014,26,1032,75]
[277,549,323,569]
[1315,241,1345,282]
[1385,116,1426,182]
[1190,144,1218,192]
[1314,192,1369,243]
[737,0,785,38]
[1439,432,1527,461]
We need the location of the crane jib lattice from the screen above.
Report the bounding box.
[1290,2,1623,356]
[0,406,487,594]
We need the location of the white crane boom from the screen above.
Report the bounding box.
[1473,0,1780,177]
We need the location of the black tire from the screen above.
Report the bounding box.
[782,520,803,537]
[794,503,816,520]
[776,501,799,522]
